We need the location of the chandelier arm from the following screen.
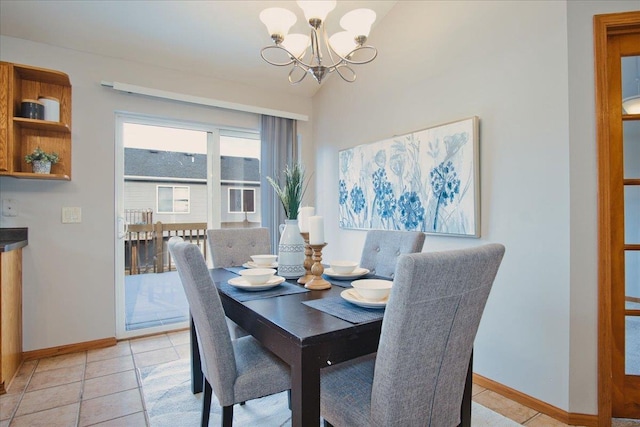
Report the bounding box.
[322,23,377,69]
[288,65,308,85]
[261,44,320,72]
[260,45,298,67]
[341,45,378,66]
[334,64,357,83]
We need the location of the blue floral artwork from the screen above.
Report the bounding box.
[339,117,480,237]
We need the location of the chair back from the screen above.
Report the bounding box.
[371,243,505,426]
[359,230,426,278]
[168,237,238,404]
[207,227,271,267]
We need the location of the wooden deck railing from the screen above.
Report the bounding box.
[125,208,153,225]
[125,221,207,275]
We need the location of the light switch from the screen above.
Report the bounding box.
[62,207,82,223]
[2,199,18,217]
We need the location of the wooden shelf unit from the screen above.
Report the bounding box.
[0,62,72,180]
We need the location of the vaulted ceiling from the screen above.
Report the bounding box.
[0,1,397,98]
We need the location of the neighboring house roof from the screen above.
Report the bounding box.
[124,148,260,182]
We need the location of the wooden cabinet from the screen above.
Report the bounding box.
[0,61,71,180]
[0,248,23,394]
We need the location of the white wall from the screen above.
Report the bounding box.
[566,0,640,413]
[312,0,638,415]
[0,35,313,351]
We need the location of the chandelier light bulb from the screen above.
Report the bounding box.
[282,34,311,59]
[260,8,297,41]
[328,31,357,58]
[296,0,336,24]
[340,8,376,38]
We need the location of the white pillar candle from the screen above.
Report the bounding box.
[298,206,315,232]
[308,216,324,244]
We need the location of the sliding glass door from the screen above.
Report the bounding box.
[114,113,262,339]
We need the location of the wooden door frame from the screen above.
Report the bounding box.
[594,11,640,426]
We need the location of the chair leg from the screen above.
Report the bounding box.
[221,405,233,427]
[202,378,213,427]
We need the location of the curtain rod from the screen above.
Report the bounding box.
[100,81,309,122]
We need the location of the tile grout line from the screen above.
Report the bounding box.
[129,332,179,426]
[85,339,148,426]
[75,351,88,427]
[521,412,541,425]
[6,359,38,424]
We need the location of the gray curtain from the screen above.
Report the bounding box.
[260,115,298,252]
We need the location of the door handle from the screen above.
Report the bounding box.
[117,216,126,239]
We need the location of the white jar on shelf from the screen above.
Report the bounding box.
[37,96,60,122]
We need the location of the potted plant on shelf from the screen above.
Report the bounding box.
[25,147,60,174]
[267,163,310,279]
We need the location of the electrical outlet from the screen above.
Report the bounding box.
[2,199,18,217]
[62,207,82,223]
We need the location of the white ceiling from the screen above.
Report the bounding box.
[0,0,397,98]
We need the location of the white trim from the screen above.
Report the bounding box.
[101,81,309,122]
[125,175,207,183]
[220,129,261,139]
[221,181,260,186]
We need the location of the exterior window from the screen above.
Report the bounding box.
[228,188,255,213]
[157,185,190,213]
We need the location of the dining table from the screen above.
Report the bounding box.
[190,267,473,427]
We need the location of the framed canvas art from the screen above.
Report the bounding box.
[338,116,480,237]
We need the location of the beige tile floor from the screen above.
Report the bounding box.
[0,330,614,426]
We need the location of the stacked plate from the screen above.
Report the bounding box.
[229,268,285,291]
[323,267,370,280]
[243,254,278,269]
[243,261,279,269]
[340,289,388,308]
[340,279,393,309]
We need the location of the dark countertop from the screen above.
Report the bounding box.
[0,228,28,252]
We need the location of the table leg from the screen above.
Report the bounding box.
[290,350,321,427]
[460,350,473,427]
[190,314,203,394]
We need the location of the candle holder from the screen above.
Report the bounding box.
[297,232,314,285]
[305,243,331,290]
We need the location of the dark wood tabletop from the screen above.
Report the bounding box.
[190,268,471,427]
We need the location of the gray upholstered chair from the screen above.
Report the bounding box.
[321,243,506,427]
[359,230,426,278]
[207,227,272,268]
[207,227,272,339]
[168,237,290,427]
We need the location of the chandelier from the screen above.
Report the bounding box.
[259,1,377,85]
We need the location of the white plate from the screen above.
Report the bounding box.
[243,261,279,269]
[323,267,370,280]
[228,275,285,291]
[340,288,387,309]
